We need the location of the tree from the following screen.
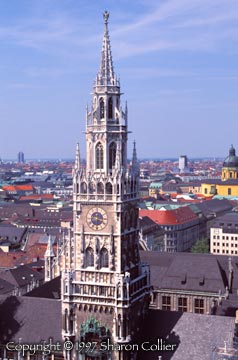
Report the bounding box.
[191,238,210,253]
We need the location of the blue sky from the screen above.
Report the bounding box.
[0,0,238,160]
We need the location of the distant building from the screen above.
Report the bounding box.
[179,155,188,173]
[201,145,238,197]
[210,212,238,256]
[17,151,25,164]
[140,206,200,252]
[141,251,238,317]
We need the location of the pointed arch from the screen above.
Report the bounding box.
[96,142,104,169]
[99,98,104,119]
[80,182,87,194]
[69,309,74,333]
[106,182,113,194]
[64,309,68,332]
[100,247,109,268]
[85,247,94,267]
[97,182,104,194]
[108,97,113,119]
[89,182,95,193]
[109,142,117,169]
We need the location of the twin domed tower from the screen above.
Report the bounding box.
[61,12,150,360]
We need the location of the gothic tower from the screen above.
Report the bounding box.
[62,11,150,360]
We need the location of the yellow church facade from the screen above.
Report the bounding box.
[201,145,238,197]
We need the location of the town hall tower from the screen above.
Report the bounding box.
[61,12,150,360]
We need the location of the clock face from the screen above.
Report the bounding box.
[87,207,108,230]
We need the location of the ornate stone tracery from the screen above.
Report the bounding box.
[61,11,150,360]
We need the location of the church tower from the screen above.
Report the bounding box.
[62,12,150,360]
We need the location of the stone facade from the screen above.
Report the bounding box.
[60,12,151,360]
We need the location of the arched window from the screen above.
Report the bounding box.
[96,142,104,169]
[109,142,117,169]
[69,309,74,333]
[89,182,95,193]
[100,247,109,268]
[108,97,113,119]
[106,182,112,194]
[97,182,104,194]
[64,309,68,332]
[100,98,104,119]
[80,182,87,194]
[85,247,94,267]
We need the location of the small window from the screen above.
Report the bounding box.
[100,98,104,119]
[194,299,204,314]
[162,296,171,311]
[178,297,187,312]
[108,97,113,119]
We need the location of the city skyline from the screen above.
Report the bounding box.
[1,0,238,159]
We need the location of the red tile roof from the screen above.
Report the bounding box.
[139,206,198,225]
[19,194,53,201]
[0,251,24,268]
[3,185,33,192]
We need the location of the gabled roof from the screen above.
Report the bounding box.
[25,275,61,299]
[0,278,15,295]
[0,295,61,343]
[139,309,235,360]
[0,264,44,287]
[140,251,226,294]
[0,251,24,269]
[139,206,198,225]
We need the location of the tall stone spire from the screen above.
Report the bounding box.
[44,234,55,282]
[45,234,55,258]
[97,11,115,86]
[74,142,81,170]
[131,141,140,174]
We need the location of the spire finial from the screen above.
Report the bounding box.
[97,11,115,86]
[131,141,140,175]
[103,11,109,25]
[75,142,81,170]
